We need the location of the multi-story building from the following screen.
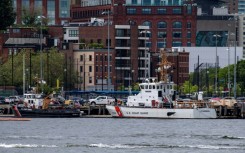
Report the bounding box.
[13,0,71,25]
[1,0,192,91]
[69,0,193,90]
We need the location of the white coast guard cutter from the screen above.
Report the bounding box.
[106,50,217,119]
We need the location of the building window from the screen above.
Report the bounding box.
[89,66,92,72]
[100,55,103,61]
[157,41,166,48]
[172,31,182,38]
[142,8,151,14]
[172,41,182,47]
[96,55,98,61]
[142,0,151,5]
[127,8,136,14]
[157,31,167,38]
[132,0,137,5]
[13,29,20,33]
[187,4,192,14]
[59,0,70,17]
[157,21,167,28]
[106,39,111,47]
[187,22,191,28]
[69,30,78,37]
[89,77,92,83]
[172,8,182,14]
[96,66,98,72]
[146,41,152,47]
[187,41,191,46]
[142,21,152,28]
[89,55,92,61]
[80,55,83,61]
[47,0,55,25]
[157,8,167,14]
[187,31,191,38]
[22,0,29,8]
[80,66,83,72]
[173,21,182,28]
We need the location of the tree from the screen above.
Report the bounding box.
[0,0,16,31]
[0,48,76,94]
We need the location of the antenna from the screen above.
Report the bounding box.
[159,48,172,82]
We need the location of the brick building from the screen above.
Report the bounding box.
[13,0,71,25]
[69,0,192,90]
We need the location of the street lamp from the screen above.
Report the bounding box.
[229,16,238,98]
[234,17,238,98]
[213,34,221,95]
[38,15,45,93]
[102,11,111,91]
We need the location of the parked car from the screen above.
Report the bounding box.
[0,96,5,104]
[5,96,23,104]
[88,96,115,106]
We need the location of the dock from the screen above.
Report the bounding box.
[80,105,109,115]
[214,103,245,119]
[1,103,244,119]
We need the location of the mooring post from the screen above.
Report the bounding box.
[88,105,91,115]
[98,105,101,115]
[224,105,227,116]
[219,106,222,117]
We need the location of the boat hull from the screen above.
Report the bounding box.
[18,108,81,118]
[106,105,217,119]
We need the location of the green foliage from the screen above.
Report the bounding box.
[0,48,76,94]
[0,0,16,30]
[132,83,140,91]
[21,7,49,28]
[88,43,104,49]
[181,60,245,97]
[22,8,39,27]
[117,85,125,91]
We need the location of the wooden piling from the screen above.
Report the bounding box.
[224,106,227,116]
[219,106,222,117]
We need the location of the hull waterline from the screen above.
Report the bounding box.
[106,105,217,119]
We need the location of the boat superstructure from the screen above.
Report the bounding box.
[23,93,45,109]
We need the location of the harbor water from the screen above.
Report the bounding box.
[0,118,244,153]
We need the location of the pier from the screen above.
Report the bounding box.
[214,102,245,119]
[1,103,245,118]
[80,105,109,116]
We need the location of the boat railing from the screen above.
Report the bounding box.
[174,101,214,109]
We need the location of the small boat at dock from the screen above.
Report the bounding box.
[15,93,81,118]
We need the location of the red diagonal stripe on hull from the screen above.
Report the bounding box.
[115,106,123,117]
